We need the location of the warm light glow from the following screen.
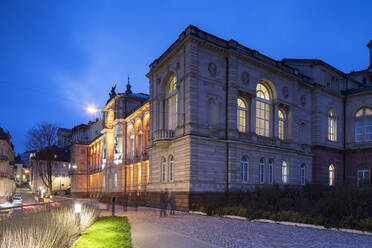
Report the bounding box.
[74,203,82,213]
[87,106,98,114]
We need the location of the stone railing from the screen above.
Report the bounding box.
[153,129,175,141]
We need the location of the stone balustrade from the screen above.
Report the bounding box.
[153,129,175,141]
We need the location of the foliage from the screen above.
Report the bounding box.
[0,202,99,248]
[25,122,59,194]
[192,184,372,231]
[71,216,132,248]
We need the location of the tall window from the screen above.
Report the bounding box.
[282,161,288,183]
[161,157,166,183]
[355,107,372,142]
[241,157,248,183]
[358,167,370,186]
[278,110,286,140]
[169,155,174,182]
[256,83,271,137]
[237,98,248,132]
[328,108,337,141]
[329,164,335,186]
[268,159,273,184]
[166,74,178,130]
[259,158,265,184]
[300,164,305,186]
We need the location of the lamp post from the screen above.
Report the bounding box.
[74,202,82,236]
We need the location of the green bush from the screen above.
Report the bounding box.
[361,218,372,232]
[192,184,372,231]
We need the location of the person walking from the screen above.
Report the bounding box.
[170,192,176,215]
[122,194,128,212]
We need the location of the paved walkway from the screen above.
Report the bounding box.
[99,205,372,248]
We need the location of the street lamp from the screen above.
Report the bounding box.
[74,202,82,236]
[87,106,98,114]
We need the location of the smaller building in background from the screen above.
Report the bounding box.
[30,146,71,193]
[0,127,16,203]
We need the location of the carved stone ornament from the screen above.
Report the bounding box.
[282,86,289,99]
[241,71,250,85]
[208,62,217,76]
[300,95,306,106]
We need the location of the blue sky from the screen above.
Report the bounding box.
[1,0,371,153]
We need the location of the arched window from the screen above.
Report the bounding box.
[259,158,265,184]
[329,164,335,186]
[169,155,174,182]
[237,98,248,132]
[166,74,178,130]
[282,161,288,183]
[300,164,305,186]
[357,167,370,186]
[161,157,166,183]
[328,108,337,141]
[268,159,273,184]
[256,83,271,137]
[241,157,248,183]
[278,109,286,140]
[355,107,372,142]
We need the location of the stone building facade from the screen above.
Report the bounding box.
[69,26,372,208]
[0,128,15,203]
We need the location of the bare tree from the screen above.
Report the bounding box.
[25,122,58,194]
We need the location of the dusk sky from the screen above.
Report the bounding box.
[1,0,371,154]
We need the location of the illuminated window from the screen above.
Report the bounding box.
[300,164,305,186]
[256,83,271,137]
[355,107,372,142]
[357,167,370,186]
[169,155,174,182]
[328,108,337,141]
[282,161,288,183]
[138,165,142,187]
[237,98,248,132]
[329,164,335,186]
[278,109,286,140]
[161,157,166,183]
[241,157,248,183]
[166,74,178,130]
[268,159,273,184]
[259,158,265,184]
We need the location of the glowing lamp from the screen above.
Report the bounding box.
[87,106,98,114]
[74,203,82,213]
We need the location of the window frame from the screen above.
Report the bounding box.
[161,157,166,183]
[357,167,370,186]
[282,161,288,184]
[169,155,174,182]
[355,107,372,142]
[166,74,178,130]
[328,108,337,142]
[300,164,305,186]
[256,83,271,137]
[241,157,248,183]
[278,109,286,140]
[237,98,248,133]
[259,158,265,184]
[329,164,335,186]
[268,159,273,184]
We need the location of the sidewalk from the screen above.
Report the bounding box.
[99,205,220,248]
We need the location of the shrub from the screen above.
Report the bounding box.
[0,202,100,248]
[361,218,372,232]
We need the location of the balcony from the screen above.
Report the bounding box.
[153,129,174,141]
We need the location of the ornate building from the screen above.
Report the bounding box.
[70,26,372,208]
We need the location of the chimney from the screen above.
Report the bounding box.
[367,40,372,68]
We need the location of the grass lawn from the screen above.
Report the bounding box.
[71,216,132,248]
